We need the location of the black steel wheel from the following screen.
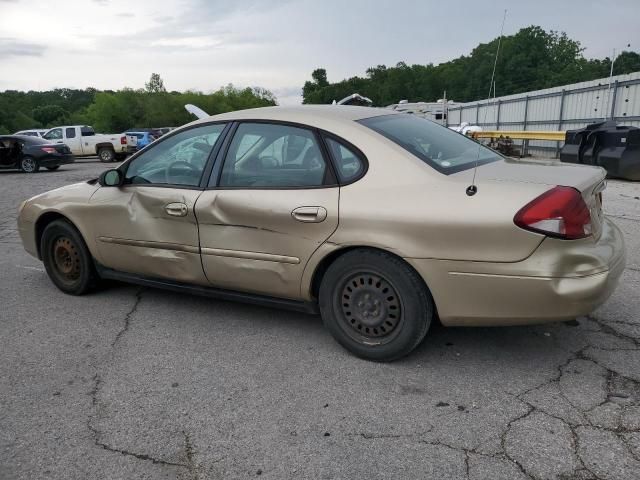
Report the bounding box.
[319,249,433,361]
[41,219,97,295]
[340,272,402,341]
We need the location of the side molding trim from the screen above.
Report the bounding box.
[200,247,300,264]
[98,236,200,254]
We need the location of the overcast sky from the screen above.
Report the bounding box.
[1,0,638,104]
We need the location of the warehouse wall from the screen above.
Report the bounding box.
[447,71,640,156]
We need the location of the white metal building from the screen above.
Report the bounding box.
[447,71,640,156]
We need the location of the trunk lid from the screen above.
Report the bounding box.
[477,158,607,239]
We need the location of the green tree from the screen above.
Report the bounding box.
[301,26,640,105]
[302,68,330,103]
[32,104,68,126]
[145,73,166,93]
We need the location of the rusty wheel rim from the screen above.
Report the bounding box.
[52,237,81,282]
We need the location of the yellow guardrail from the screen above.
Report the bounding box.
[471,130,566,141]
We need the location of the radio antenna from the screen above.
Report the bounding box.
[467,9,507,196]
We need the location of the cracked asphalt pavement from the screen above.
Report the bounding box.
[1,161,639,479]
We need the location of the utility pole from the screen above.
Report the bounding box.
[605,43,631,121]
[605,48,617,121]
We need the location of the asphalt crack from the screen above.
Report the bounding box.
[87,420,187,468]
[585,314,640,348]
[111,288,144,348]
[84,288,200,473]
[183,430,200,480]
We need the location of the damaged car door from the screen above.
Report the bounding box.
[89,123,227,284]
[195,122,339,299]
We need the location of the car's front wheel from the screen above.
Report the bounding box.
[319,249,433,361]
[41,219,97,295]
[20,156,40,173]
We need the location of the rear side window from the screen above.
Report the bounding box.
[324,137,365,183]
[358,114,501,174]
[219,123,328,188]
[65,127,76,138]
[80,126,95,137]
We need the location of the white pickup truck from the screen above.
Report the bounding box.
[42,125,137,162]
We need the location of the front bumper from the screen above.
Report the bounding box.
[406,217,626,326]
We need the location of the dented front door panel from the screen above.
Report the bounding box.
[89,186,207,284]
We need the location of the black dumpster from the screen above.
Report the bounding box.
[560,121,640,181]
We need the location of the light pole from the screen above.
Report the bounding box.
[605,43,631,121]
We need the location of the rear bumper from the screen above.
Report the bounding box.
[406,217,626,326]
[39,154,75,166]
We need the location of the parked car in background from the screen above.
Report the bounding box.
[0,135,74,173]
[155,127,175,136]
[13,129,48,138]
[125,131,156,150]
[16,106,625,361]
[42,125,137,162]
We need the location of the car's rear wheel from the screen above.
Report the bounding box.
[319,249,433,361]
[20,156,40,173]
[46,166,60,171]
[98,147,115,162]
[41,220,97,295]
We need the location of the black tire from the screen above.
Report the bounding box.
[20,155,40,173]
[98,147,115,163]
[41,219,97,295]
[319,249,433,361]
[46,165,60,171]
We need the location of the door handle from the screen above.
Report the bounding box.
[165,202,188,217]
[291,206,327,223]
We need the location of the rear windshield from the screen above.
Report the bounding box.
[358,114,501,174]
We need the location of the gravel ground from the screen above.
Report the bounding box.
[1,159,639,480]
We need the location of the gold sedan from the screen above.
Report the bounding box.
[17,106,626,361]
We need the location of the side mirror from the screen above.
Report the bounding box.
[99,169,123,187]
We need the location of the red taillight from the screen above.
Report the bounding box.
[514,186,592,240]
[41,147,57,153]
[120,136,127,145]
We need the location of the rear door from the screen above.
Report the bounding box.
[195,121,339,299]
[89,123,228,284]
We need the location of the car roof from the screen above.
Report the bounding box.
[2,134,48,141]
[190,105,396,128]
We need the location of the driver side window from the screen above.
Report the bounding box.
[125,123,226,186]
[44,128,62,140]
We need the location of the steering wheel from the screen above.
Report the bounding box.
[165,160,200,184]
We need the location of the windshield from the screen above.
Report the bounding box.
[358,114,501,174]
